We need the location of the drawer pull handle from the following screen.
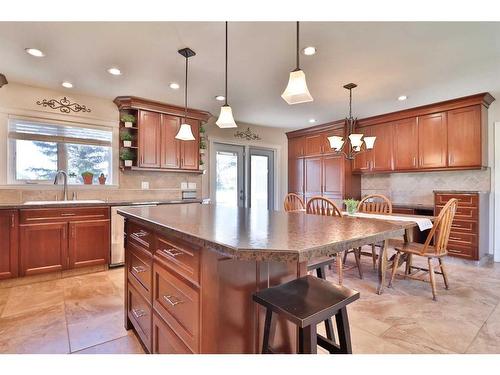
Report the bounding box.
[132,265,146,273]
[163,295,183,306]
[160,248,183,258]
[449,237,461,241]
[132,308,146,319]
[61,213,76,216]
[132,230,148,238]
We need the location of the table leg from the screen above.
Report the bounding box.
[376,239,388,295]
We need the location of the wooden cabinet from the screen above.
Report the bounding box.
[304,157,322,199]
[288,157,304,196]
[322,155,343,197]
[393,117,419,170]
[138,110,162,168]
[370,123,394,171]
[305,134,323,156]
[20,222,68,276]
[0,210,18,280]
[447,105,482,167]
[288,137,305,158]
[69,219,110,268]
[418,112,447,169]
[180,118,200,170]
[160,114,180,169]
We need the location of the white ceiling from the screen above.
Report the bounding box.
[1,22,500,129]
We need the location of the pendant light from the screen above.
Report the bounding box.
[281,21,313,105]
[175,47,196,141]
[216,21,237,128]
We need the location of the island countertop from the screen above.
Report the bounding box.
[118,203,406,262]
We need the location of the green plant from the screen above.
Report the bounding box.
[121,114,136,124]
[120,131,133,141]
[199,139,207,149]
[81,171,94,178]
[343,198,359,215]
[199,125,206,134]
[199,159,205,166]
[120,148,135,160]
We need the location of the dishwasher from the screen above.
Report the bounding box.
[110,203,158,267]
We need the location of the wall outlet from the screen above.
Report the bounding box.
[188,182,197,190]
[141,181,149,190]
[181,182,188,190]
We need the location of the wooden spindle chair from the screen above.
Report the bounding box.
[344,194,393,277]
[284,193,305,212]
[388,198,458,300]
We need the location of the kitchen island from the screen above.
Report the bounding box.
[118,204,405,354]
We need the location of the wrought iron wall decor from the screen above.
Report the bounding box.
[36,97,92,113]
[234,127,261,141]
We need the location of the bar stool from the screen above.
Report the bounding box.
[253,275,360,354]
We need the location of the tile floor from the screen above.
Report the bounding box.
[0,252,499,354]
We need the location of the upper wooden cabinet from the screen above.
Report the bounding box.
[160,114,181,169]
[138,110,162,168]
[393,117,419,170]
[288,137,305,158]
[322,155,344,197]
[418,112,448,169]
[305,134,323,156]
[370,122,394,171]
[180,118,200,170]
[304,157,323,198]
[0,210,18,280]
[447,105,482,167]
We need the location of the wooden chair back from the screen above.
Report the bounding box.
[422,198,458,255]
[306,196,343,217]
[284,193,305,212]
[357,194,393,214]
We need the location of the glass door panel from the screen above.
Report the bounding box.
[249,148,274,210]
[213,143,245,207]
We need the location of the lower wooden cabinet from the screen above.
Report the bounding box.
[0,210,18,280]
[69,219,110,268]
[127,282,152,352]
[153,312,193,354]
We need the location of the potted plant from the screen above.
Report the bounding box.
[199,124,206,134]
[81,171,94,185]
[199,158,205,170]
[120,131,133,147]
[199,139,207,154]
[121,114,136,128]
[120,148,135,167]
[98,173,107,185]
[343,198,359,215]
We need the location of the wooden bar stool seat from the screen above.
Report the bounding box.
[253,275,360,354]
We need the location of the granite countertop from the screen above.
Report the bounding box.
[433,190,489,194]
[118,204,406,262]
[0,199,202,210]
[392,202,434,210]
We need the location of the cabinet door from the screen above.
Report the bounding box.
[288,137,305,158]
[393,117,419,170]
[322,128,344,155]
[180,118,200,170]
[304,157,322,200]
[418,112,447,169]
[447,105,481,167]
[352,127,372,172]
[138,110,162,168]
[161,114,181,169]
[322,155,343,196]
[305,134,323,156]
[288,157,304,195]
[0,210,18,280]
[69,219,110,268]
[20,223,68,276]
[371,123,394,171]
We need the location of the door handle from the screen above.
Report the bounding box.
[163,295,183,306]
[131,308,146,319]
[159,248,183,258]
[132,265,147,273]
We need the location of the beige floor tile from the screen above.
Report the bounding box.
[0,287,10,316]
[73,332,145,354]
[466,303,500,354]
[0,303,69,354]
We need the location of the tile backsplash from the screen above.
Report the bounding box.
[361,169,491,205]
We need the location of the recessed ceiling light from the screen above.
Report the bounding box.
[61,81,73,88]
[302,46,317,56]
[215,95,225,101]
[398,95,408,101]
[308,118,317,123]
[169,82,180,89]
[25,48,45,57]
[107,67,122,76]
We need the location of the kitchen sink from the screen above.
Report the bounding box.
[23,199,105,205]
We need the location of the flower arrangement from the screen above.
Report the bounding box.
[343,198,359,215]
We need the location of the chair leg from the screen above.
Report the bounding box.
[354,248,363,279]
[335,307,352,354]
[316,265,326,280]
[298,325,317,354]
[428,258,437,301]
[371,244,377,270]
[336,253,343,285]
[404,254,413,278]
[316,265,336,340]
[438,258,449,290]
[388,251,401,288]
[342,249,349,265]
[262,308,274,353]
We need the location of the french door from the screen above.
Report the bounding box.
[249,148,274,210]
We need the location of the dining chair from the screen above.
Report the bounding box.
[388,198,458,300]
[343,194,393,276]
[283,193,305,212]
[306,196,354,285]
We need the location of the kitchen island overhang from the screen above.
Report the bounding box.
[118,204,405,354]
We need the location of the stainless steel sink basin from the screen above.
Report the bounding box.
[23,200,105,205]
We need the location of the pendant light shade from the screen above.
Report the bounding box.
[175,47,197,141]
[281,22,313,105]
[216,22,237,128]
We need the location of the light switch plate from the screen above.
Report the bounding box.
[188,182,196,189]
[181,182,188,190]
[141,181,149,190]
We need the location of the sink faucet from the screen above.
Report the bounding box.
[53,170,69,201]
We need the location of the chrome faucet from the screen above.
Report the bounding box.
[53,170,69,201]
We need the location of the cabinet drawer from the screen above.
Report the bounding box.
[447,244,477,260]
[392,207,415,215]
[450,220,478,234]
[20,207,109,224]
[153,258,199,353]
[152,313,193,354]
[127,221,154,251]
[127,282,152,352]
[435,205,478,221]
[127,241,152,297]
[447,231,477,247]
[435,194,478,207]
[156,234,200,284]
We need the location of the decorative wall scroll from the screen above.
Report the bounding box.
[234,127,261,141]
[36,97,92,113]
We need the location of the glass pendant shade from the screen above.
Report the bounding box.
[348,133,364,149]
[327,136,344,151]
[216,105,237,128]
[364,136,377,149]
[281,69,313,105]
[175,123,195,141]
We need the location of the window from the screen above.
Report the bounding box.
[9,118,113,184]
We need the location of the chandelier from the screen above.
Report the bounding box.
[327,83,376,160]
